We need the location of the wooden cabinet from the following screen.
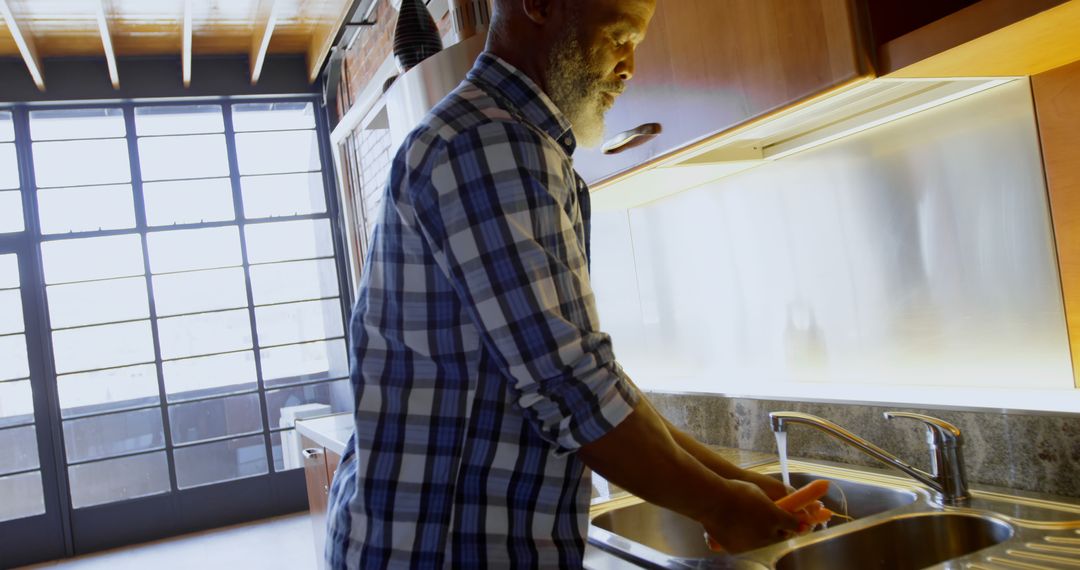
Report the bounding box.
[301,435,342,568]
[575,0,872,185]
[1033,59,1080,389]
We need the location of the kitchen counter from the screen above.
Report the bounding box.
[295,412,352,456]
[293,413,777,569]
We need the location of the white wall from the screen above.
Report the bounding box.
[590,79,1079,412]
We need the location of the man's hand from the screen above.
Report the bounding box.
[700,479,800,554]
[737,469,793,501]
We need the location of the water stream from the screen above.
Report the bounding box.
[775,431,791,488]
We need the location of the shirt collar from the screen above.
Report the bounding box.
[466,52,577,154]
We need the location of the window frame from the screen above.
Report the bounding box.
[0,95,353,562]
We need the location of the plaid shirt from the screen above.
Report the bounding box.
[326,53,640,569]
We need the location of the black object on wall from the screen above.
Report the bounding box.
[393,0,444,72]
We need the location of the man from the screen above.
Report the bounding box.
[326,0,800,567]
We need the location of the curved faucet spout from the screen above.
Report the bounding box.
[769,411,970,505]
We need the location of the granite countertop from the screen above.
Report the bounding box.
[293,413,778,569]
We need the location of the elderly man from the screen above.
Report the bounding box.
[326,0,799,567]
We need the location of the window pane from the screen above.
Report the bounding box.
[261,339,349,388]
[63,408,165,463]
[169,393,262,445]
[241,173,326,218]
[157,309,252,360]
[246,219,334,264]
[0,289,23,335]
[135,105,224,136]
[47,277,149,329]
[265,380,351,428]
[0,379,34,428]
[0,334,29,382]
[138,134,229,181]
[144,178,234,226]
[38,185,136,234]
[0,111,12,142]
[174,435,268,489]
[0,191,24,233]
[163,351,257,402]
[52,320,155,374]
[153,267,247,317]
[33,139,131,187]
[251,259,339,306]
[0,425,39,476]
[236,130,320,175]
[271,430,288,471]
[147,226,241,274]
[41,234,144,285]
[271,429,319,472]
[68,451,170,508]
[30,108,125,141]
[0,254,19,288]
[0,144,18,188]
[232,102,315,132]
[256,299,343,347]
[58,364,160,418]
[0,471,45,522]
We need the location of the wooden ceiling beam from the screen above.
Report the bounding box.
[307,0,354,84]
[250,0,279,85]
[182,0,193,87]
[95,0,119,89]
[0,0,45,91]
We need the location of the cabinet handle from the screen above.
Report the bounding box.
[302,448,323,460]
[602,122,663,155]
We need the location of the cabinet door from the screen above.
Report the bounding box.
[324,449,342,487]
[576,0,870,185]
[301,436,330,567]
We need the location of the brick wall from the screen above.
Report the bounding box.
[337,0,455,121]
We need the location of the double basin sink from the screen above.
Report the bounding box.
[588,461,1080,569]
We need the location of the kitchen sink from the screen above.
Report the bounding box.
[774,472,918,523]
[589,472,918,559]
[588,461,1080,569]
[773,513,1012,570]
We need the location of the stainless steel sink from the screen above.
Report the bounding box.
[590,471,918,559]
[773,513,1012,570]
[588,460,1080,569]
[773,472,918,523]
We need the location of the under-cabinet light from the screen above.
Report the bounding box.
[764,79,1014,161]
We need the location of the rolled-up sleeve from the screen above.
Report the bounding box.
[408,120,639,454]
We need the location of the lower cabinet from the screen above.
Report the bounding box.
[301,435,342,568]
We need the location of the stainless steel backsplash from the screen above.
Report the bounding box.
[590,79,1074,395]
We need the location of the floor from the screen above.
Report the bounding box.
[18,513,318,570]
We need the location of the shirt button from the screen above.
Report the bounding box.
[564,136,573,146]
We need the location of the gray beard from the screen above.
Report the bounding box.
[545,32,609,148]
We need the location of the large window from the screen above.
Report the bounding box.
[0,99,350,546]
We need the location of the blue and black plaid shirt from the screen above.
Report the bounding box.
[326,53,640,569]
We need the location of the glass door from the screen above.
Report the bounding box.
[1,99,353,563]
[0,111,69,568]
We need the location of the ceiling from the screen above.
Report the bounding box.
[0,0,359,90]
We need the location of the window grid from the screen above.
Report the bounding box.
[13,98,350,506]
[0,253,47,523]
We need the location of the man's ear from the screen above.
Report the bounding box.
[521,0,556,24]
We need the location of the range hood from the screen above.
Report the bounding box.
[590,76,1015,210]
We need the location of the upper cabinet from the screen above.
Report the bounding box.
[575,0,873,185]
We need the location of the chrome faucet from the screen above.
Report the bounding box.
[769,411,970,505]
